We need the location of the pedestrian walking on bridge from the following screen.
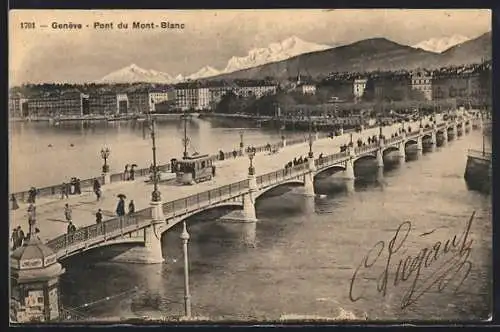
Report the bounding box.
[128,200,135,215]
[67,221,76,243]
[60,182,69,199]
[64,204,72,223]
[96,209,103,224]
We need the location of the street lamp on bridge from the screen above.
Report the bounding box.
[180,221,192,318]
[308,111,314,158]
[100,147,111,173]
[239,130,244,150]
[148,116,161,202]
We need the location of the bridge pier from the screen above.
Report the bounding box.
[142,223,165,263]
[376,149,384,168]
[417,129,423,152]
[442,128,448,144]
[303,154,316,196]
[398,143,406,163]
[344,147,355,180]
[242,173,258,222]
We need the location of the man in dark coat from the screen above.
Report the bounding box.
[116,198,125,217]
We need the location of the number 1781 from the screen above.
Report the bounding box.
[20,22,36,29]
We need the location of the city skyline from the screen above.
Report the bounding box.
[10,9,491,85]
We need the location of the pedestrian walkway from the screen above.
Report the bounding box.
[9,117,431,243]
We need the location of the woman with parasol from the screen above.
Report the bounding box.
[116,194,126,217]
[123,164,130,181]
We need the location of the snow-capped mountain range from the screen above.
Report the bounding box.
[96,34,476,84]
[412,34,470,53]
[96,36,333,84]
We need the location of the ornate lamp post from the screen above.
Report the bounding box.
[379,119,383,139]
[239,130,244,150]
[149,118,161,202]
[308,111,314,158]
[350,132,353,146]
[248,150,255,176]
[100,147,110,173]
[180,221,192,318]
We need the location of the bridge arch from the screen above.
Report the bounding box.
[159,201,244,236]
[315,164,347,178]
[255,179,304,200]
[382,146,399,155]
[405,139,418,147]
[353,154,376,164]
[422,134,432,141]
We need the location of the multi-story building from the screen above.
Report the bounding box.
[233,80,277,99]
[373,74,411,101]
[148,88,175,112]
[410,70,433,100]
[27,92,89,117]
[88,92,121,115]
[9,93,29,118]
[353,78,368,99]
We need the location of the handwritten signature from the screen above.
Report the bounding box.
[349,211,475,309]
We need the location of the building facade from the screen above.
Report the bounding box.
[353,78,368,99]
[27,92,89,117]
[89,92,120,115]
[411,70,433,100]
[9,93,28,118]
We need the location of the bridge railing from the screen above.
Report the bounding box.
[354,144,379,155]
[162,179,250,217]
[315,151,350,169]
[468,149,492,161]
[383,136,404,146]
[46,208,152,253]
[256,163,309,187]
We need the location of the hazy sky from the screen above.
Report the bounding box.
[9,9,491,84]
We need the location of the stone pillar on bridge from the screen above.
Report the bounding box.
[242,172,258,222]
[417,128,423,153]
[344,147,355,180]
[376,148,384,168]
[303,155,316,197]
[145,196,166,263]
[142,223,164,263]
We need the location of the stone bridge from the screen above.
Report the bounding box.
[43,116,475,263]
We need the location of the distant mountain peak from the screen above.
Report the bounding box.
[413,35,471,53]
[222,36,332,74]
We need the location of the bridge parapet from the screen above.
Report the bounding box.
[383,136,404,146]
[354,144,379,155]
[46,210,151,256]
[257,163,309,188]
[315,151,349,169]
[162,180,249,217]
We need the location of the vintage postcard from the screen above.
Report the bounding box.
[9,9,492,324]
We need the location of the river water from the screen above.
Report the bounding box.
[9,119,492,322]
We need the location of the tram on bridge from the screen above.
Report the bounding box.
[171,154,215,185]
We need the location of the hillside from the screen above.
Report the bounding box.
[439,31,492,65]
[210,33,491,81]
